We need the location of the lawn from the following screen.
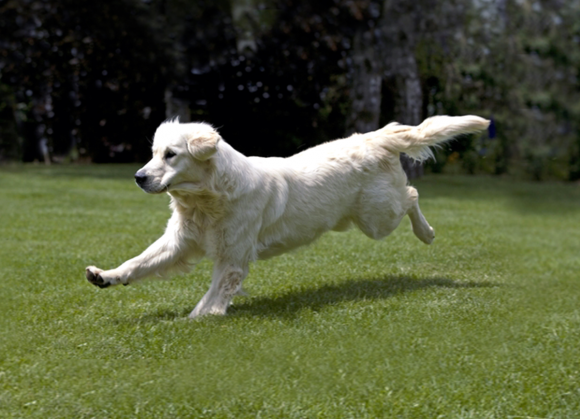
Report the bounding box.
[1,164,579,418]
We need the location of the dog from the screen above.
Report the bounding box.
[86,115,489,318]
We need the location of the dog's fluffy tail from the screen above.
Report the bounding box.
[377,115,490,162]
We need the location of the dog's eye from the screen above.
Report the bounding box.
[164,150,176,160]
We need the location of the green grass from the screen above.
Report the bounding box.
[1,164,579,418]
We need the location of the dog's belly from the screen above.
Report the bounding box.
[256,235,322,259]
[256,215,352,260]
[252,165,369,260]
[257,243,301,259]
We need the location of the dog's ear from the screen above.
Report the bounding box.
[187,129,220,161]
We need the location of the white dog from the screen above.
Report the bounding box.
[86,115,489,318]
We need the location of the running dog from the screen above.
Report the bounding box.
[86,115,489,318]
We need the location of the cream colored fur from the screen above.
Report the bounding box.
[86,115,489,318]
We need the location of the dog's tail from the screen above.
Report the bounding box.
[377,115,490,162]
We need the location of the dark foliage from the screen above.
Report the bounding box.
[0,0,171,162]
[1,0,580,180]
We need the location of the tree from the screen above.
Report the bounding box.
[420,0,580,180]
[2,0,580,182]
[0,0,173,162]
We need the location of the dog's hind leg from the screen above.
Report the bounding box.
[354,181,407,240]
[406,186,435,244]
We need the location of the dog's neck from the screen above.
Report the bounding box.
[170,188,225,225]
[169,141,258,226]
[212,141,258,197]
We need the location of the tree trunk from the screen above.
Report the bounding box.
[346,1,426,178]
[230,0,277,54]
[391,51,424,179]
[345,28,382,135]
[164,88,191,122]
[230,0,259,53]
[380,1,425,179]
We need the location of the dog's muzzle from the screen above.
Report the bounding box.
[134,171,148,188]
[134,170,166,193]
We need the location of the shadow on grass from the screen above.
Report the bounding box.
[131,276,499,323]
[230,276,498,318]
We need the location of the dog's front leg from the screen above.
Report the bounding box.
[85,230,199,288]
[189,261,248,318]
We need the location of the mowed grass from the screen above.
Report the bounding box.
[1,164,579,418]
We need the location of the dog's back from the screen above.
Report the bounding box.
[251,115,489,258]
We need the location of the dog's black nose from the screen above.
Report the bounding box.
[134,172,148,186]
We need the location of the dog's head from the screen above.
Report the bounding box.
[135,119,221,194]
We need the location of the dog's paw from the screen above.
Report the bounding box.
[188,302,228,319]
[423,226,435,245]
[86,266,109,288]
[86,266,126,288]
[413,224,435,245]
